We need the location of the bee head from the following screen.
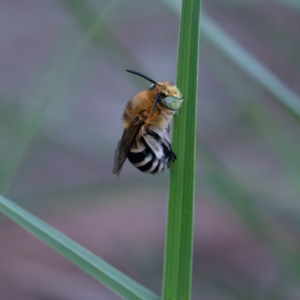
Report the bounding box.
[126,70,183,115]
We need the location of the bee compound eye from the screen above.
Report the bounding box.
[161,96,183,111]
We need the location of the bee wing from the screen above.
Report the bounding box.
[113,116,145,176]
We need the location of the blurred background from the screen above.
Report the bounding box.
[1,0,300,299]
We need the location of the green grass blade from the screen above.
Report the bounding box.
[0,195,159,300]
[162,0,201,299]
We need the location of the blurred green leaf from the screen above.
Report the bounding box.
[61,0,143,72]
[0,195,159,300]
[0,1,117,194]
[201,14,300,122]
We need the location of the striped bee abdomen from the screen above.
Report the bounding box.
[127,128,176,174]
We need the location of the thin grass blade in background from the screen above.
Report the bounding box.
[0,1,117,194]
[0,195,159,300]
[201,14,300,121]
[162,0,201,299]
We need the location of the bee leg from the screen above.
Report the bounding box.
[171,152,177,161]
[162,138,176,162]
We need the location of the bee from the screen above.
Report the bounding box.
[113,70,183,176]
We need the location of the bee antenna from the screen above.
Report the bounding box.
[126,70,157,85]
[151,93,162,115]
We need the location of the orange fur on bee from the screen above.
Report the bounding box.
[122,82,181,129]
